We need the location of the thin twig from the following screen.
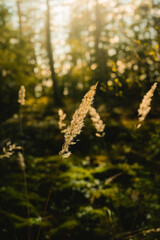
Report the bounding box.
[23,169,31,240]
[115,227,160,240]
[36,157,62,240]
[19,105,23,136]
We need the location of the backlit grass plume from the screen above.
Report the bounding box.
[59,82,98,158]
[89,106,105,137]
[18,85,26,135]
[18,152,26,171]
[58,109,66,133]
[137,82,157,128]
[18,85,26,105]
[0,141,22,159]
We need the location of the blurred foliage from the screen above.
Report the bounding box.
[0,6,38,121]
[0,0,160,240]
[1,127,160,240]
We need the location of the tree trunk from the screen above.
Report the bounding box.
[16,0,23,37]
[95,0,106,83]
[46,0,61,105]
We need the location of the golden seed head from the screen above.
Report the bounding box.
[58,109,66,132]
[59,82,98,158]
[18,85,26,105]
[0,142,22,159]
[137,82,157,128]
[89,106,105,137]
[18,152,26,171]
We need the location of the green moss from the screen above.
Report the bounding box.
[51,219,79,235]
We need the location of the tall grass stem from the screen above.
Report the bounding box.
[36,157,62,240]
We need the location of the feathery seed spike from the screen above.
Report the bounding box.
[59,82,98,158]
[137,82,157,128]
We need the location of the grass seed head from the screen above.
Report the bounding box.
[58,109,66,132]
[59,82,98,158]
[137,82,157,128]
[89,106,105,137]
[18,152,26,171]
[18,85,26,105]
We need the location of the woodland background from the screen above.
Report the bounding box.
[0,0,160,239]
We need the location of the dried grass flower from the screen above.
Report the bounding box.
[18,152,26,171]
[137,82,157,128]
[18,85,26,105]
[58,109,66,132]
[89,106,105,137]
[0,141,22,159]
[59,82,98,158]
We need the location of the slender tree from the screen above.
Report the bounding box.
[46,0,61,105]
[16,0,23,37]
[94,0,107,83]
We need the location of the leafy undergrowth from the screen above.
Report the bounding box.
[1,147,160,240]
